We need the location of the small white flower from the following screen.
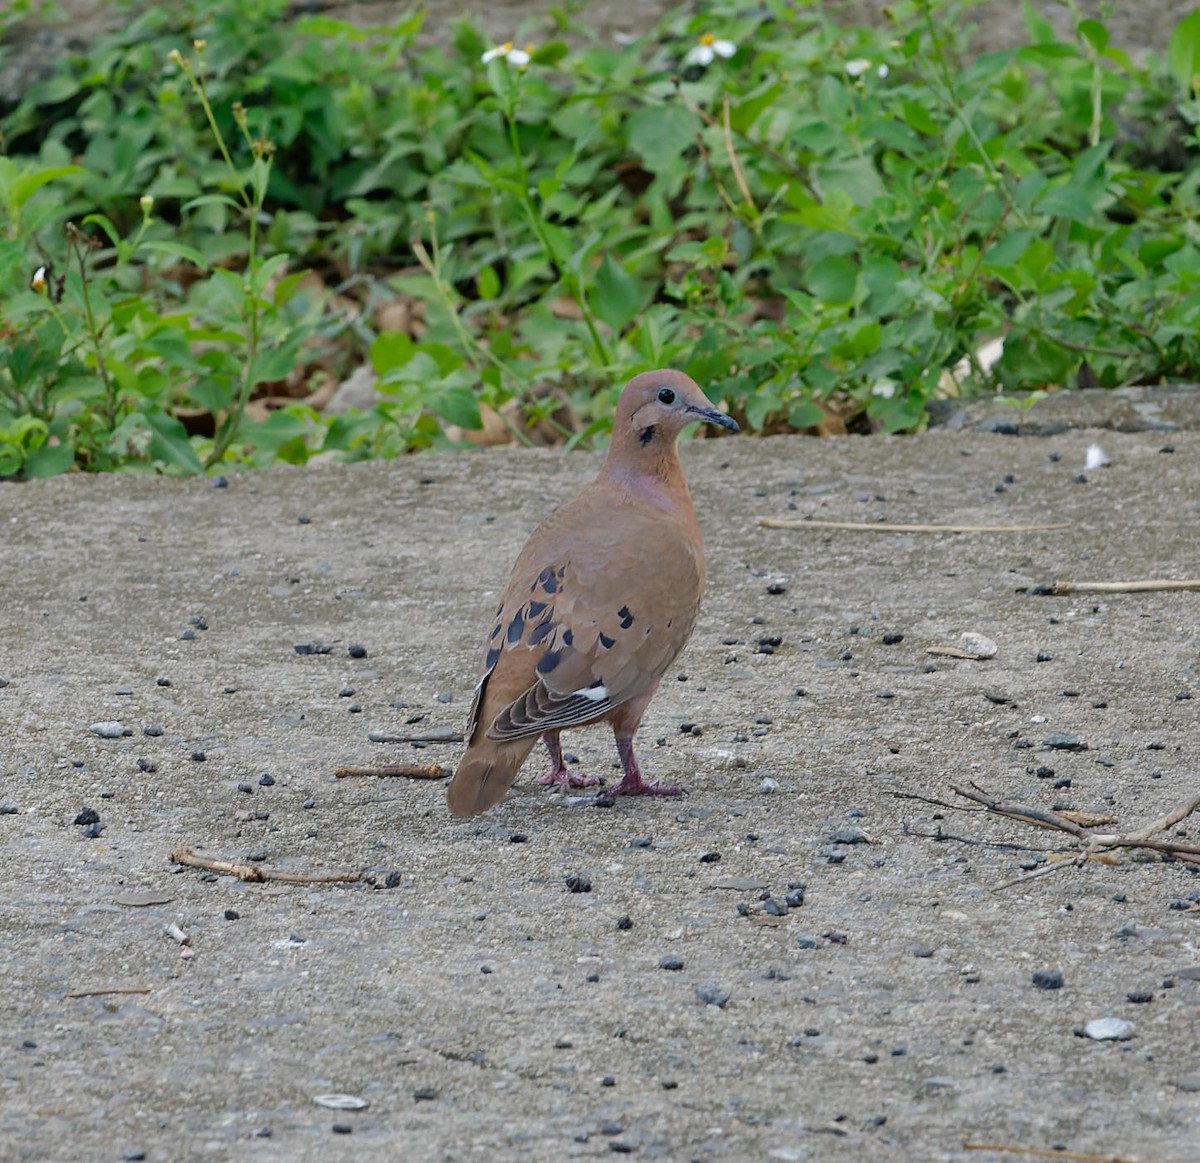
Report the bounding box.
[877,63,889,79]
[871,379,897,399]
[1085,443,1110,471]
[31,266,47,295]
[481,41,531,67]
[685,33,737,67]
[845,58,872,77]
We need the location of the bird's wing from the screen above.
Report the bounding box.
[466,497,704,744]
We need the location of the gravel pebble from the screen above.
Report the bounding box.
[1043,731,1085,751]
[88,721,125,738]
[1032,969,1064,990]
[658,956,685,971]
[1083,1018,1135,1041]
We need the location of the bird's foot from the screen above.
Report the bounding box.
[609,772,682,798]
[537,765,600,792]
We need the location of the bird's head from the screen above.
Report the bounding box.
[615,369,739,450]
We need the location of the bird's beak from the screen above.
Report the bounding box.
[686,404,740,433]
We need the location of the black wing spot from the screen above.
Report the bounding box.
[562,628,574,647]
[528,599,547,617]
[618,605,634,629]
[529,615,554,646]
[489,621,503,641]
[506,609,525,644]
[537,648,564,675]
[485,646,501,670]
[639,425,655,446]
[537,566,559,595]
[599,632,615,649]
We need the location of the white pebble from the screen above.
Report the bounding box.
[1084,443,1110,470]
[958,632,998,658]
[88,721,125,738]
[1083,1017,1135,1041]
[759,778,780,795]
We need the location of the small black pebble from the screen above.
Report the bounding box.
[609,1144,635,1155]
[225,909,239,921]
[74,807,99,826]
[190,751,206,762]
[1147,741,1166,751]
[190,616,208,630]
[824,931,848,945]
[1036,652,1053,662]
[592,794,615,808]
[1075,473,1088,484]
[178,630,196,641]
[766,583,787,594]
[627,836,652,849]
[1054,778,1072,789]
[122,1150,147,1161]
[699,852,721,864]
[1127,991,1153,1003]
[617,916,632,930]
[1032,969,1064,990]
[237,782,254,794]
[881,633,903,645]
[211,475,229,487]
[1177,692,1192,700]
[509,832,528,843]
[658,957,685,971]
[785,889,805,908]
[144,726,165,739]
[331,1124,353,1134]
[136,758,156,773]
[863,1053,879,1064]
[348,644,368,658]
[156,677,171,687]
[586,973,600,983]
[297,515,311,525]
[1049,452,1061,462]
[601,1076,615,1087]
[303,799,315,809]
[339,687,355,698]
[1160,445,1175,454]
[661,1080,678,1090]
[82,822,103,839]
[566,875,592,893]
[1003,473,1015,484]
[763,898,785,917]
[259,774,275,787]
[912,944,934,959]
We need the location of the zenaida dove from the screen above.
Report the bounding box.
[447,369,738,817]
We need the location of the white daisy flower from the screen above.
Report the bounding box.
[877,63,889,78]
[481,41,531,67]
[31,266,47,295]
[685,33,737,67]
[845,58,872,77]
[871,380,897,399]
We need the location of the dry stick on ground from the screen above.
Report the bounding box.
[965,1143,1168,1163]
[335,764,445,780]
[759,517,1070,534]
[169,847,362,884]
[64,987,151,1000]
[950,785,1200,884]
[1051,578,1200,595]
[367,730,463,744]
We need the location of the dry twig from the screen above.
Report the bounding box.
[368,730,463,744]
[335,764,445,780]
[965,1142,1168,1163]
[169,847,362,884]
[64,987,151,1000]
[949,784,1200,883]
[1050,578,1200,595]
[760,517,1069,534]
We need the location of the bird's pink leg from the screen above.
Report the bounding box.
[536,730,599,791]
[610,732,681,798]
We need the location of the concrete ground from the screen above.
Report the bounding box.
[2,398,1199,1162]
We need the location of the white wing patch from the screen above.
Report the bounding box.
[577,684,609,701]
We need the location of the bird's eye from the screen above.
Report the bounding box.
[657,387,676,405]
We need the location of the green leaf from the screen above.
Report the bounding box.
[1077,19,1108,54]
[9,165,83,210]
[140,240,210,269]
[626,104,695,170]
[1022,0,1059,45]
[787,400,826,429]
[477,264,501,300]
[806,256,858,306]
[590,253,641,334]
[370,331,416,374]
[81,213,121,248]
[23,440,75,478]
[431,382,482,429]
[145,409,204,474]
[1168,10,1200,91]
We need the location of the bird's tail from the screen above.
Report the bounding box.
[446,737,538,817]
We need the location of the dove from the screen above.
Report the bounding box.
[446,369,738,817]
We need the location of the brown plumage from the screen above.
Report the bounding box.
[447,369,738,817]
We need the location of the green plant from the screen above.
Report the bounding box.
[2,0,1199,476]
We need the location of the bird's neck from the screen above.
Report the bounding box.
[601,432,693,515]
